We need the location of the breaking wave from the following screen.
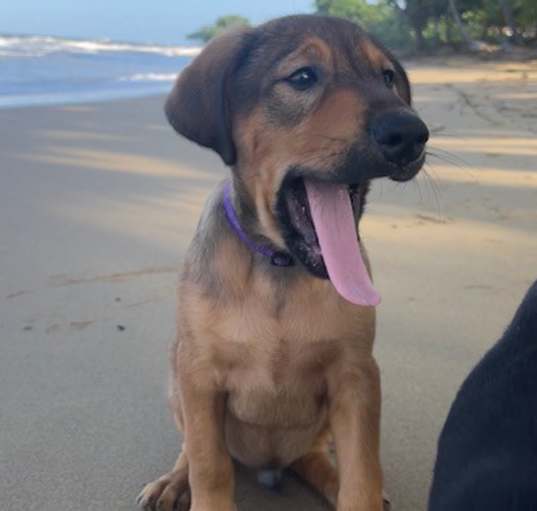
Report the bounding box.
[120,73,178,82]
[0,34,201,58]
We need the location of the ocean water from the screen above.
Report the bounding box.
[0,34,200,108]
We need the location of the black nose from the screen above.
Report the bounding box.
[371,111,429,166]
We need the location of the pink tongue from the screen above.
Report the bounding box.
[304,180,381,306]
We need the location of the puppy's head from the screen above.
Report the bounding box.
[166,15,428,299]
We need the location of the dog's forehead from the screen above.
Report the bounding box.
[250,16,388,72]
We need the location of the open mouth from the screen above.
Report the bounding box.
[277,176,381,306]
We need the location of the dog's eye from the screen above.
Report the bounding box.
[382,69,395,88]
[286,67,318,91]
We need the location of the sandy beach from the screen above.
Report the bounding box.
[1,56,536,511]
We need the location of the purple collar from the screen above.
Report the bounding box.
[223,182,293,267]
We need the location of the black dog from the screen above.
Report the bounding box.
[429,280,537,510]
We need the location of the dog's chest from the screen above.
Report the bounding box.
[223,335,336,428]
[212,302,369,428]
[195,272,375,428]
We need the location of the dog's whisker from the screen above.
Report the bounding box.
[412,174,425,204]
[427,145,470,166]
[426,152,469,173]
[428,144,469,163]
[430,125,446,135]
[426,151,477,180]
[424,168,441,201]
[421,165,444,218]
[426,151,464,169]
[429,131,462,138]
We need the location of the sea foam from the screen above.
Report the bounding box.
[0,34,201,58]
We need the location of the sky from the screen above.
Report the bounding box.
[0,0,314,45]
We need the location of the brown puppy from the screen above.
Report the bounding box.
[138,15,428,511]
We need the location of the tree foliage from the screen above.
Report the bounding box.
[187,15,250,43]
[189,3,536,53]
[314,0,537,52]
[317,0,414,49]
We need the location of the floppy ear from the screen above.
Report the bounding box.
[164,29,251,166]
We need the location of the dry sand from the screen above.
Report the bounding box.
[1,57,536,511]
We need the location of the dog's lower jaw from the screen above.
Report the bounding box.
[389,152,426,182]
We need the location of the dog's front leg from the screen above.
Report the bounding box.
[179,368,236,511]
[328,358,383,511]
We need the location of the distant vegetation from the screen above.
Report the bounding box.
[188,1,537,53]
[187,15,250,43]
[316,0,537,53]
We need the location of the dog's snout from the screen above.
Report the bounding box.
[371,111,429,166]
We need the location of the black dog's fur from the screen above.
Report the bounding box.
[429,280,537,510]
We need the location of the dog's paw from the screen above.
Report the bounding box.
[382,491,391,511]
[137,471,190,511]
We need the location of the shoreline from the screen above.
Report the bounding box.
[0,84,173,110]
[0,32,193,110]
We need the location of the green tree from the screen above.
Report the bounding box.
[448,0,477,48]
[316,0,537,50]
[315,0,414,51]
[386,0,442,52]
[499,0,523,42]
[187,15,250,43]
[316,0,383,24]
[516,0,537,39]
[193,3,536,52]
